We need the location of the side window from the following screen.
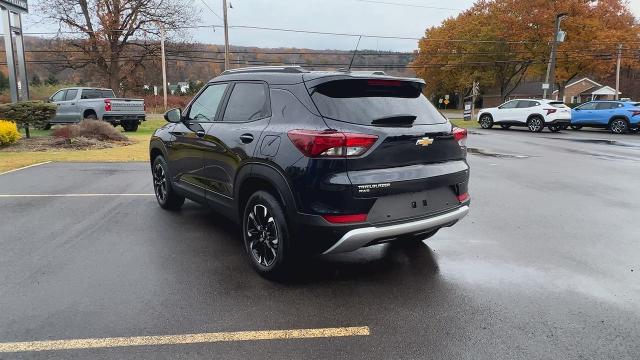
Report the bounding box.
[577,102,597,110]
[222,83,270,122]
[516,100,534,108]
[64,89,78,101]
[498,100,518,109]
[596,102,614,110]
[187,83,228,122]
[51,90,65,102]
[81,89,96,99]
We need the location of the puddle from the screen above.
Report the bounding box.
[544,137,640,149]
[467,148,530,159]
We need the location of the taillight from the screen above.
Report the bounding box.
[104,99,112,112]
[452,127,467,147]
[545,108,557,115]
[629,109,640,117]
[287,130,378,158]
[322,213,367,224]
[457,192,470,203]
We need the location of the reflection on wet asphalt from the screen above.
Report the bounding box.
[0,129,639,359]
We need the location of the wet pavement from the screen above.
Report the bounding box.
[0,128,639,359]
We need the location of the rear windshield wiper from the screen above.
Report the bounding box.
[370,115,416,127]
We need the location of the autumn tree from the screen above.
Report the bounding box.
[414,0,640,102]
[40,0,196,95]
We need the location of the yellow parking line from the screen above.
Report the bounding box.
[0,326,370,353]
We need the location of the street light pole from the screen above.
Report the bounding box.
[615,44,622,100]
[222,0,230,70]
[160,25,168,111]
[543,13,568,100]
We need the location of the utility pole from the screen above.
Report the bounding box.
[615,44,622,100]
[222,0,230,70]
[543,13,568,99]
[160,25,168,111]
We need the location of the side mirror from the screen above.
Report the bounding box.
[164,108,182,123]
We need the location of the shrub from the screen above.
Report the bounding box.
[52,120,128,142]
[0,119,21,146]
[0,101,57,138]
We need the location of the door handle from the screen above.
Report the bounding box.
[70,103,76,105]
[239,133,254,143]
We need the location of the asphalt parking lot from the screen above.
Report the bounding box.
[1,127,639,359]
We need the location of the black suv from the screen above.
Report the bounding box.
[150,66,470,275]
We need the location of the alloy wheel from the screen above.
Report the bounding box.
[480,116,492,129]
[528,118,542,132]
[610,119,627,134]
[153,163,168,203]
[246,204,279,267]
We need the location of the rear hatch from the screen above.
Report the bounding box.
[108,98,145,113]
[305,76,469,224]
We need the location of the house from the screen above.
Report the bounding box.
[551,77,621,104]
[482,77,620,107]
[482,81,553,107]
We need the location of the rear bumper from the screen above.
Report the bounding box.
[321,205,469,254]
[103,114,146,123]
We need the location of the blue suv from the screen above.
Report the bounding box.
[570,100,640,134]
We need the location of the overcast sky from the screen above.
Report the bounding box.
[23,0,640,52]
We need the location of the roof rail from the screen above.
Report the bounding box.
[220,66,309,75]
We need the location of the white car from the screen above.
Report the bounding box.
[477,99,572,132]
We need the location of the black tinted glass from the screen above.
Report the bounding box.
[222,83,270,122]
[81,89,115,99]
[310,79,445,126]
[189,83,228,122]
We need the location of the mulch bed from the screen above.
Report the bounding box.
[0,136,135,152]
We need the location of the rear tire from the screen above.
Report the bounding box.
[243,191,290,277]
[548,124,561,132]
[122,121,139,132]
[84,113,98,120]
[570,125,582,130]
[152,156,185,211]
[609,118,629,134]
[527,116,544,132]
[479,114,493,129]
[500,124,511,129]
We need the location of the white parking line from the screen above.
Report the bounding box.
[0,194,155,198]
[0,161,52,176]
[0,326,371,353]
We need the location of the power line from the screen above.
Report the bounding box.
[198,0,224,21]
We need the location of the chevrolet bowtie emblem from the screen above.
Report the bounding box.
[415,137,434,147]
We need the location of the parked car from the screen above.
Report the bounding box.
[477,99,571,132]
[149,66,471,276]
[46,87,146,131]
[570,100,640,134]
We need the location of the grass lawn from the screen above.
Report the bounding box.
[1,116,166,173]
[450,118,479,129]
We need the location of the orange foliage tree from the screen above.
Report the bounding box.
[414,0,640,102]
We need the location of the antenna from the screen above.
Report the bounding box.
[347,35,362,71]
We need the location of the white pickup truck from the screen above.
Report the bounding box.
[46,87,146,132]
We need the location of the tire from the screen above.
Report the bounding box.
[570,125,582,130]
[609,118,629,134]
[243,191,290,277]
[84,113,98,120]
[548,124,560,133]
[152,156,185,211]
[123,122,139,132]
[479,114,493,129]
[558,124,568,130]
[500,124,511,129]
[527,116,544,132]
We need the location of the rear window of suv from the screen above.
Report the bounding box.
[309,79,446,126]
